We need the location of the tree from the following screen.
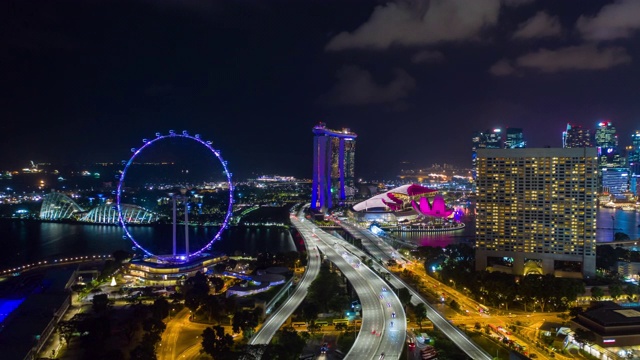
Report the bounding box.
[301,302,319,323]
[92,293,109,313]
[569,307,584,318]
[335,323,348,331]
[130,343,156,360]
[449,300,460,311]
[184,271,210,312]
[152,297,170,320]
[415,303,427,329]
[232,309,260,338]
[211,277,225,293]
[57,321,76,346]
[201,326,234,360]
[609,282,624,300]
[591,286,604,300]
[398,287,412,309]
[274,327,306,359]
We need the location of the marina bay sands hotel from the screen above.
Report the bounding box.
[311,123,357,212]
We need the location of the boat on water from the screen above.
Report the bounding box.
[622,206,636,211]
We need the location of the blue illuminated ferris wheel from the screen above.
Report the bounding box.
[116,130,233,258]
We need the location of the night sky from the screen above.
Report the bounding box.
[2,0,640,179]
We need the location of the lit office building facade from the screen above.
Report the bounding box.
[504,128,526,149]
[628,131,640,195]
[312,123,357,211]
[601,167,630,196]
[562,123,592,148]
[472,128,502,179]
[475,148,597,278]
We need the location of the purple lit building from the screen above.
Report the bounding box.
[311,123,357,212]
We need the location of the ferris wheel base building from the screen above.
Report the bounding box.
[126,253,227,286]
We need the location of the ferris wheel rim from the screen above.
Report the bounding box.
[116,131,233,258]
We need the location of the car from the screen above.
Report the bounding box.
[390,321,394,327]
[320,343,328,354]
[391,312,396,318]
[387,302,391,308]
[379,353,385,359]
[529,354,538,359]
[379,294,384,299]
[408,340,416,350]
[382,287,387,292]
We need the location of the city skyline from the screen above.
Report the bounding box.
[3,0,640,179]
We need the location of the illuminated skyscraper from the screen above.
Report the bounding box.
[504,128,525,149]
[594,121,618,152]
[475,148,597,278]
[629,131,640,195]
[594,121,626,194]
[471,128,502,179]
[311,123,357,211]
[562,123,592,148]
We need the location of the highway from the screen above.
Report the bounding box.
[338,221,402,264]
[294,216,406,360]
[328,224,492,360]
[249,214,322,345]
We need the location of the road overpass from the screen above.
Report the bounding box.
[249,215,322,345]
[328,223,492,360]
[295,216,406,360]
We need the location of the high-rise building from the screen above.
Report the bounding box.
[594,121,618,151]
[601,167,629,195]
[475,148,597,278]
[628,131,640,195]
[504,128,525,149]
[594,121,626,194]
[471,128,502,179]
[562,123,592,148]
[311,123,357,211]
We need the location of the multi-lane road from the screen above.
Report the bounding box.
[294,216,406,360]
[249,216,322,345]
[333,222,492,360]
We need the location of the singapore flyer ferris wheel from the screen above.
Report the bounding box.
[116,130,233,260]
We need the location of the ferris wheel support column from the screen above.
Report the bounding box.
[185,201,190,259]
[172,195,177,256]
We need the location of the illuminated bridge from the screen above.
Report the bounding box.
[40,192,159,224]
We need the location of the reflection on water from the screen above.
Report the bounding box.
[0,219,296,269]
[396,208,640,247]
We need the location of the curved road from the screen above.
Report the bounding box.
[297,218,406,360]
[334,223,492,360]
[249,214,322,345]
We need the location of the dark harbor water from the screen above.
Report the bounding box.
[1,208,637,269]
[0,219,296,269]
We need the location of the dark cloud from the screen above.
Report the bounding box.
[325,0,501,51]
[320,66,416,106]
[515,44,631,73]
[513,12,562,39]
[577,0,640,41]
[489,59,516,76]
[411,50,445,63]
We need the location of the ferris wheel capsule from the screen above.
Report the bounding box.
[169,130,175,135]
[182,130,188,135]
[156,132,161,137]
[131,148,136,153]
[142,139,148,143]
[206,141,212,145]
[195,134,200,139]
